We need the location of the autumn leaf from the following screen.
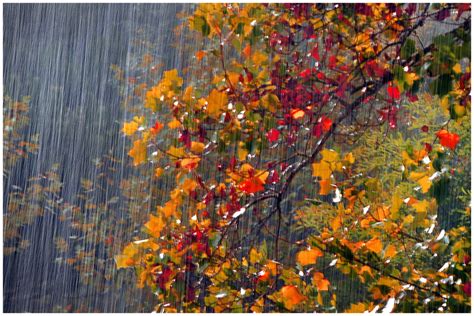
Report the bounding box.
[312,161,332,179]
[168,118,182,129]
[319,179,332,195]
[280,285,307,310]
[312,272,330,291]
[436,129,460,150]
[145,214,165,238]
[266,128,280,142]
[365,238,382,253]
[150,121,164,135]
[387,83,400,99]
[181,157,201,171]
[195,50,206,61]
[128,139,147,166]
[207,89,228,118]
[190,141,205,154]
[123,116,144,136]
[290,108,305,119]
[239,177,265,194]
[296,248,323,266]
[155,167,164,178]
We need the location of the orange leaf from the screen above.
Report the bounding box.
[319,179,332,195]
[128,139,147,166]
[181,157,201,170]
[243,44,251,58]
[436,129,460,150]
[280,285,307,310]
[296,248,323,266]
[365,238,382,253]
[312,272,330,291]
[239,177,265,194]
[195,50,206,61]
[290,108,305,119]
[145,214,165,238]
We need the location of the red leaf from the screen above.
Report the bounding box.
[266,128,280,143]
[299,68,313,79]
[310,44,320,61]
[320,116,333,132]
[239,177,265,194]
[436,130,460,150]
[267,170,280,184]
[387,83,400,99]
[328,55,337,69]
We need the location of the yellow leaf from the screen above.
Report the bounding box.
[181,178,198,194]
[344,152,355,164]
[155,167,164,178]
[384,245,397,259]
[166,146,186,159]
[453,63,462,74]
[296,248,323,266]
[321,149,339,164]
[190,141,205,154]
[145,214,165,238]
[312,161,332,179]
[159,200,178,217]
[365,238,382,253]
[227,72,240,86]
[249,248,264,265]
[181,157,200,170]
[237,142,248,161]
[409,172,431,193]
[260,93,280,112]
[207,89,228,118]
[123,116,144,136]
[251,297,264,313]
[405,72,419,86]
[345,302,368,313]
[280,285,307,310]
[252,51,268,65]
[168,118,182,129]
[391,192,402,219]
[128,139,147,166]
[115,243,139,269]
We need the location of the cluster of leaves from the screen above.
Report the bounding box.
[3,95,39,172]
[118,3,470,312]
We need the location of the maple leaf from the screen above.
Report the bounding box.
[128,139,147,166]
[145,214,165,238]
[436,130,460,150]
[266,128,280,142]
[123,116,144,136]
[150,121,164,135]
[239,177,265,194]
